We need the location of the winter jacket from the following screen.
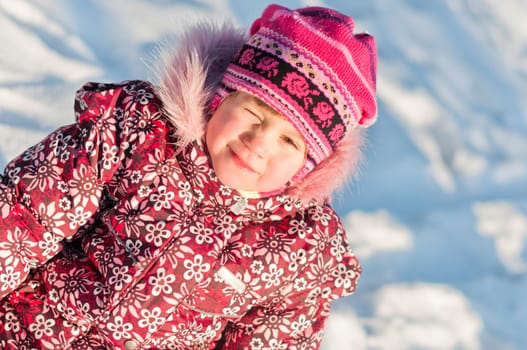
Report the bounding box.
[0,23,362,350]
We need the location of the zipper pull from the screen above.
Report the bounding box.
[230,197,248,215]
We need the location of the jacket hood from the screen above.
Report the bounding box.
[153,22,364,205]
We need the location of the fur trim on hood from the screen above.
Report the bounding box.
[153,22,363,205]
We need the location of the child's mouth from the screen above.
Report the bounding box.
[229,147,261,175]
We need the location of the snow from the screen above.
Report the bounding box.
[473,201,527,274]
[1,0,526,349]
[344,210,413,259]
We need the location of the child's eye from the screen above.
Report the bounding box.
[245,108,263,123]
[282,136,299,149]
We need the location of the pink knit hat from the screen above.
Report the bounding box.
[215,4,377,178]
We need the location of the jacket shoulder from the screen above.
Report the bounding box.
[298,203,362,298]
[75,80,155,95]
[74,80,164,124]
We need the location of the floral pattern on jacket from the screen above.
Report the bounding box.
[0,80,361,349]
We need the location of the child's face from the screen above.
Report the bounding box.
[205,92,306,193]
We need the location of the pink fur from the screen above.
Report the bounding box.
[154,22,247,150]
[154,22,364,204]
[286,129,364,204]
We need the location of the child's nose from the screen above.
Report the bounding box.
[243,129,272,158]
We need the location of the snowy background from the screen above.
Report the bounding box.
[1,0,526,349]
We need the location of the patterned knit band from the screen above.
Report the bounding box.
[217,4,377,177]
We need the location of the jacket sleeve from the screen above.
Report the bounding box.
[0,80,157,300]
[217,295,331,350]
[217,208,362,349]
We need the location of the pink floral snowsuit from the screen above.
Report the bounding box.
[0,25,362,350]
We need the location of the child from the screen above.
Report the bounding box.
[0,3,376,349]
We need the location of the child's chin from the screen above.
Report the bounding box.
[216,170,287,194]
